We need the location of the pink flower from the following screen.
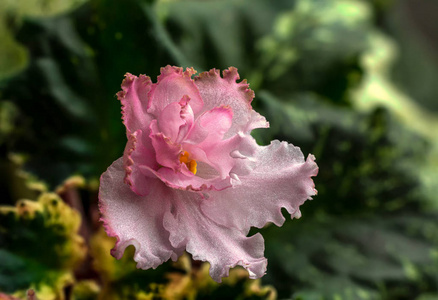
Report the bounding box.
[99,66,318,282]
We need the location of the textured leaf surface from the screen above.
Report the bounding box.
[0,193,86,297]
[262,213,438,299]
[255,92,429,216]
[1,0,175,187]
[256,0,371,103]
[90,228,276,300]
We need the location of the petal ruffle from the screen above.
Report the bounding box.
[139,164,233,192]
[157,101,186,143]
[162,190,267,282]
[150,120,182,171]
[157,95,194,144]
[194,68,268,137]
[123,130,158,195]
[102,66,318,284]
[117,73,154,134]
[147,66,203,117]
[99,158,181,269]
[202,139,318,235]
[244,110,270,133]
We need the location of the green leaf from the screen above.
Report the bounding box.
[251,91,437,298]
[89,227,171,300]
[156,0,291,75]
[262,213,438,299]
[0,101,19,146]
[90,228,276,300]
[254,91,430,217]
[256,0,372,103]
[0,0,177,187]
[0,193,86,297]
[379,1,438,113]
[71,280,100,300]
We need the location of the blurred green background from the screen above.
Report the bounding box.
[1,0,437,299]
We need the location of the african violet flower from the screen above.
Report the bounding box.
[99,66,318,282]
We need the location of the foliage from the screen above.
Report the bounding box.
[91,228,276,300]
[0,193,86,299]
[256,0,371,103]
[0,0,437,298]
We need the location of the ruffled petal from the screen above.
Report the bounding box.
[147,66,203,117]
[149,120,182,171]
[117,73,154,134]
[157,102,186,143]
[157,95,194,144]
[99,158,181,269]
[162,190,267,282]
[175,96,195,144]
[139,164,234,192]
[244,110,270,133]
[101,66,318,283]
[194,68,268,137]
[202,139,318,235]
[123,130,158,195]
[185,105,233,146]
[198,133,250,179]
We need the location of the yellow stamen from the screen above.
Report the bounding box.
[179,151,197,174]
[189,160,197,174]
[179,151,189,163]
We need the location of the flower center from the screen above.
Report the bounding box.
[179,151,197,174]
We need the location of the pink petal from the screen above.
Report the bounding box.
[184,131,258,180]
[194,67,268,137]
[149,120,182,171]
[162,190,268,282]
[139,164,233,192]
[103,66,319,284]
[202,139,318,235]
[183,106,245,179]
[244,110,270,133]
[175,95,195,144]
[117,73,154,134]
[157,101,186,143]
[199,133,250,179]
[147,66,203,117]
[157,95,195,144]
[185,105,233,146]
[99,158,182,269]
[123,129,158,195]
